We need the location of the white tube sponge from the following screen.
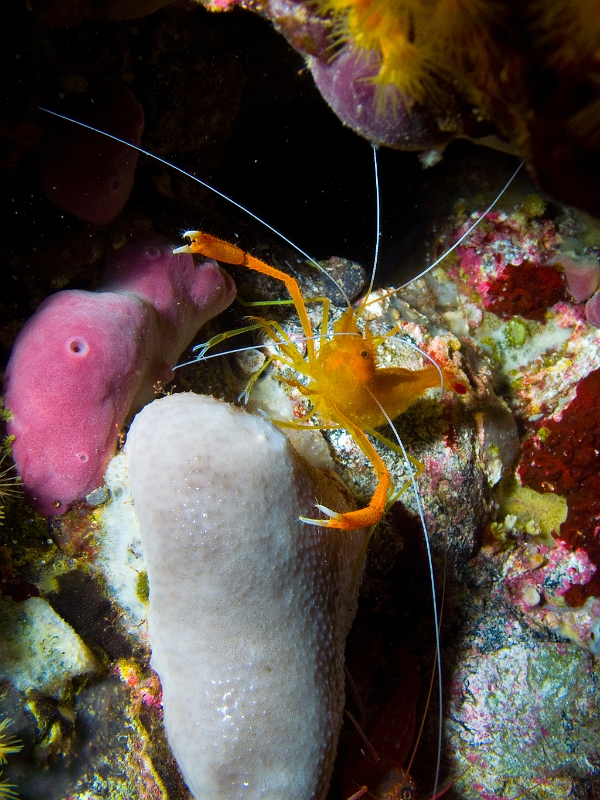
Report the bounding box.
[124,392,367,800]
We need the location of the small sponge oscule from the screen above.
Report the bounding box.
[124,392,367,800]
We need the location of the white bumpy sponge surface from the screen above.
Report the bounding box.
[125,392,366,800]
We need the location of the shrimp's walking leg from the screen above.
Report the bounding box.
[362,424,424,478]
[239,356,276,404]
[242,293,332,350]
[301,409,392,530]
[175,232,315,359]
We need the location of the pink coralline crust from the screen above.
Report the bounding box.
[471,786,512,800]
[206,0,238,7]
[504,539,596,610]
[445,600,600,798]
[450,639,547,748]
[3,232,236,515]
[447,211,564,320]
[551,300,587,329]
[454,246,483,279]
[115,662,163,710]
[38,82,144,225]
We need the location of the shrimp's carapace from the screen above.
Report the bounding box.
[176,230,468,531]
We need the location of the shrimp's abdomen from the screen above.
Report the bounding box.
[369,366,445,422]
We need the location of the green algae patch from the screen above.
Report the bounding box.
[499,481,568,541]
[503,318,528,348]
[136,571,149,603]
[522,194,546,218]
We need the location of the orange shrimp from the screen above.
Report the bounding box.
[175,229,468,530]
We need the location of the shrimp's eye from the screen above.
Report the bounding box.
[401,789,413,800]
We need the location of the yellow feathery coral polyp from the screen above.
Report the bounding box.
[376,35,439,103]
[318,0,442,104]
[345,0,408,51]
[0,456,21,527]
[0,718,22,766]
[0,781,19,800]
[0,716,22,800]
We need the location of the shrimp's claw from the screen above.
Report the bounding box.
[175,229,316,356]
[299,504,340,527]
[299,421,392,530]
[173,230,200,254]
[174,231,244,265]
[300,501,385,531]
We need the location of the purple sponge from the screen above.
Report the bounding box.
[558,255,600,303]
[585,293,600,328]
[308,46,457,150]
[3,233,235,515]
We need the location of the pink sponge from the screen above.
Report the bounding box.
[551,254,600,303]
[585,292,600,328]
[3,232,235,515]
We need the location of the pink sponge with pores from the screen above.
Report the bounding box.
[101,232,236,410]
[3,233,236,515]
[4,291,154,515]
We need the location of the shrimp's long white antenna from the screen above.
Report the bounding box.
[368,144,381,298]
[38,107,351,303]
[366,152,444,795]
[366,386,443,800]
[400,161,524,288]
[355,144,382,320]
